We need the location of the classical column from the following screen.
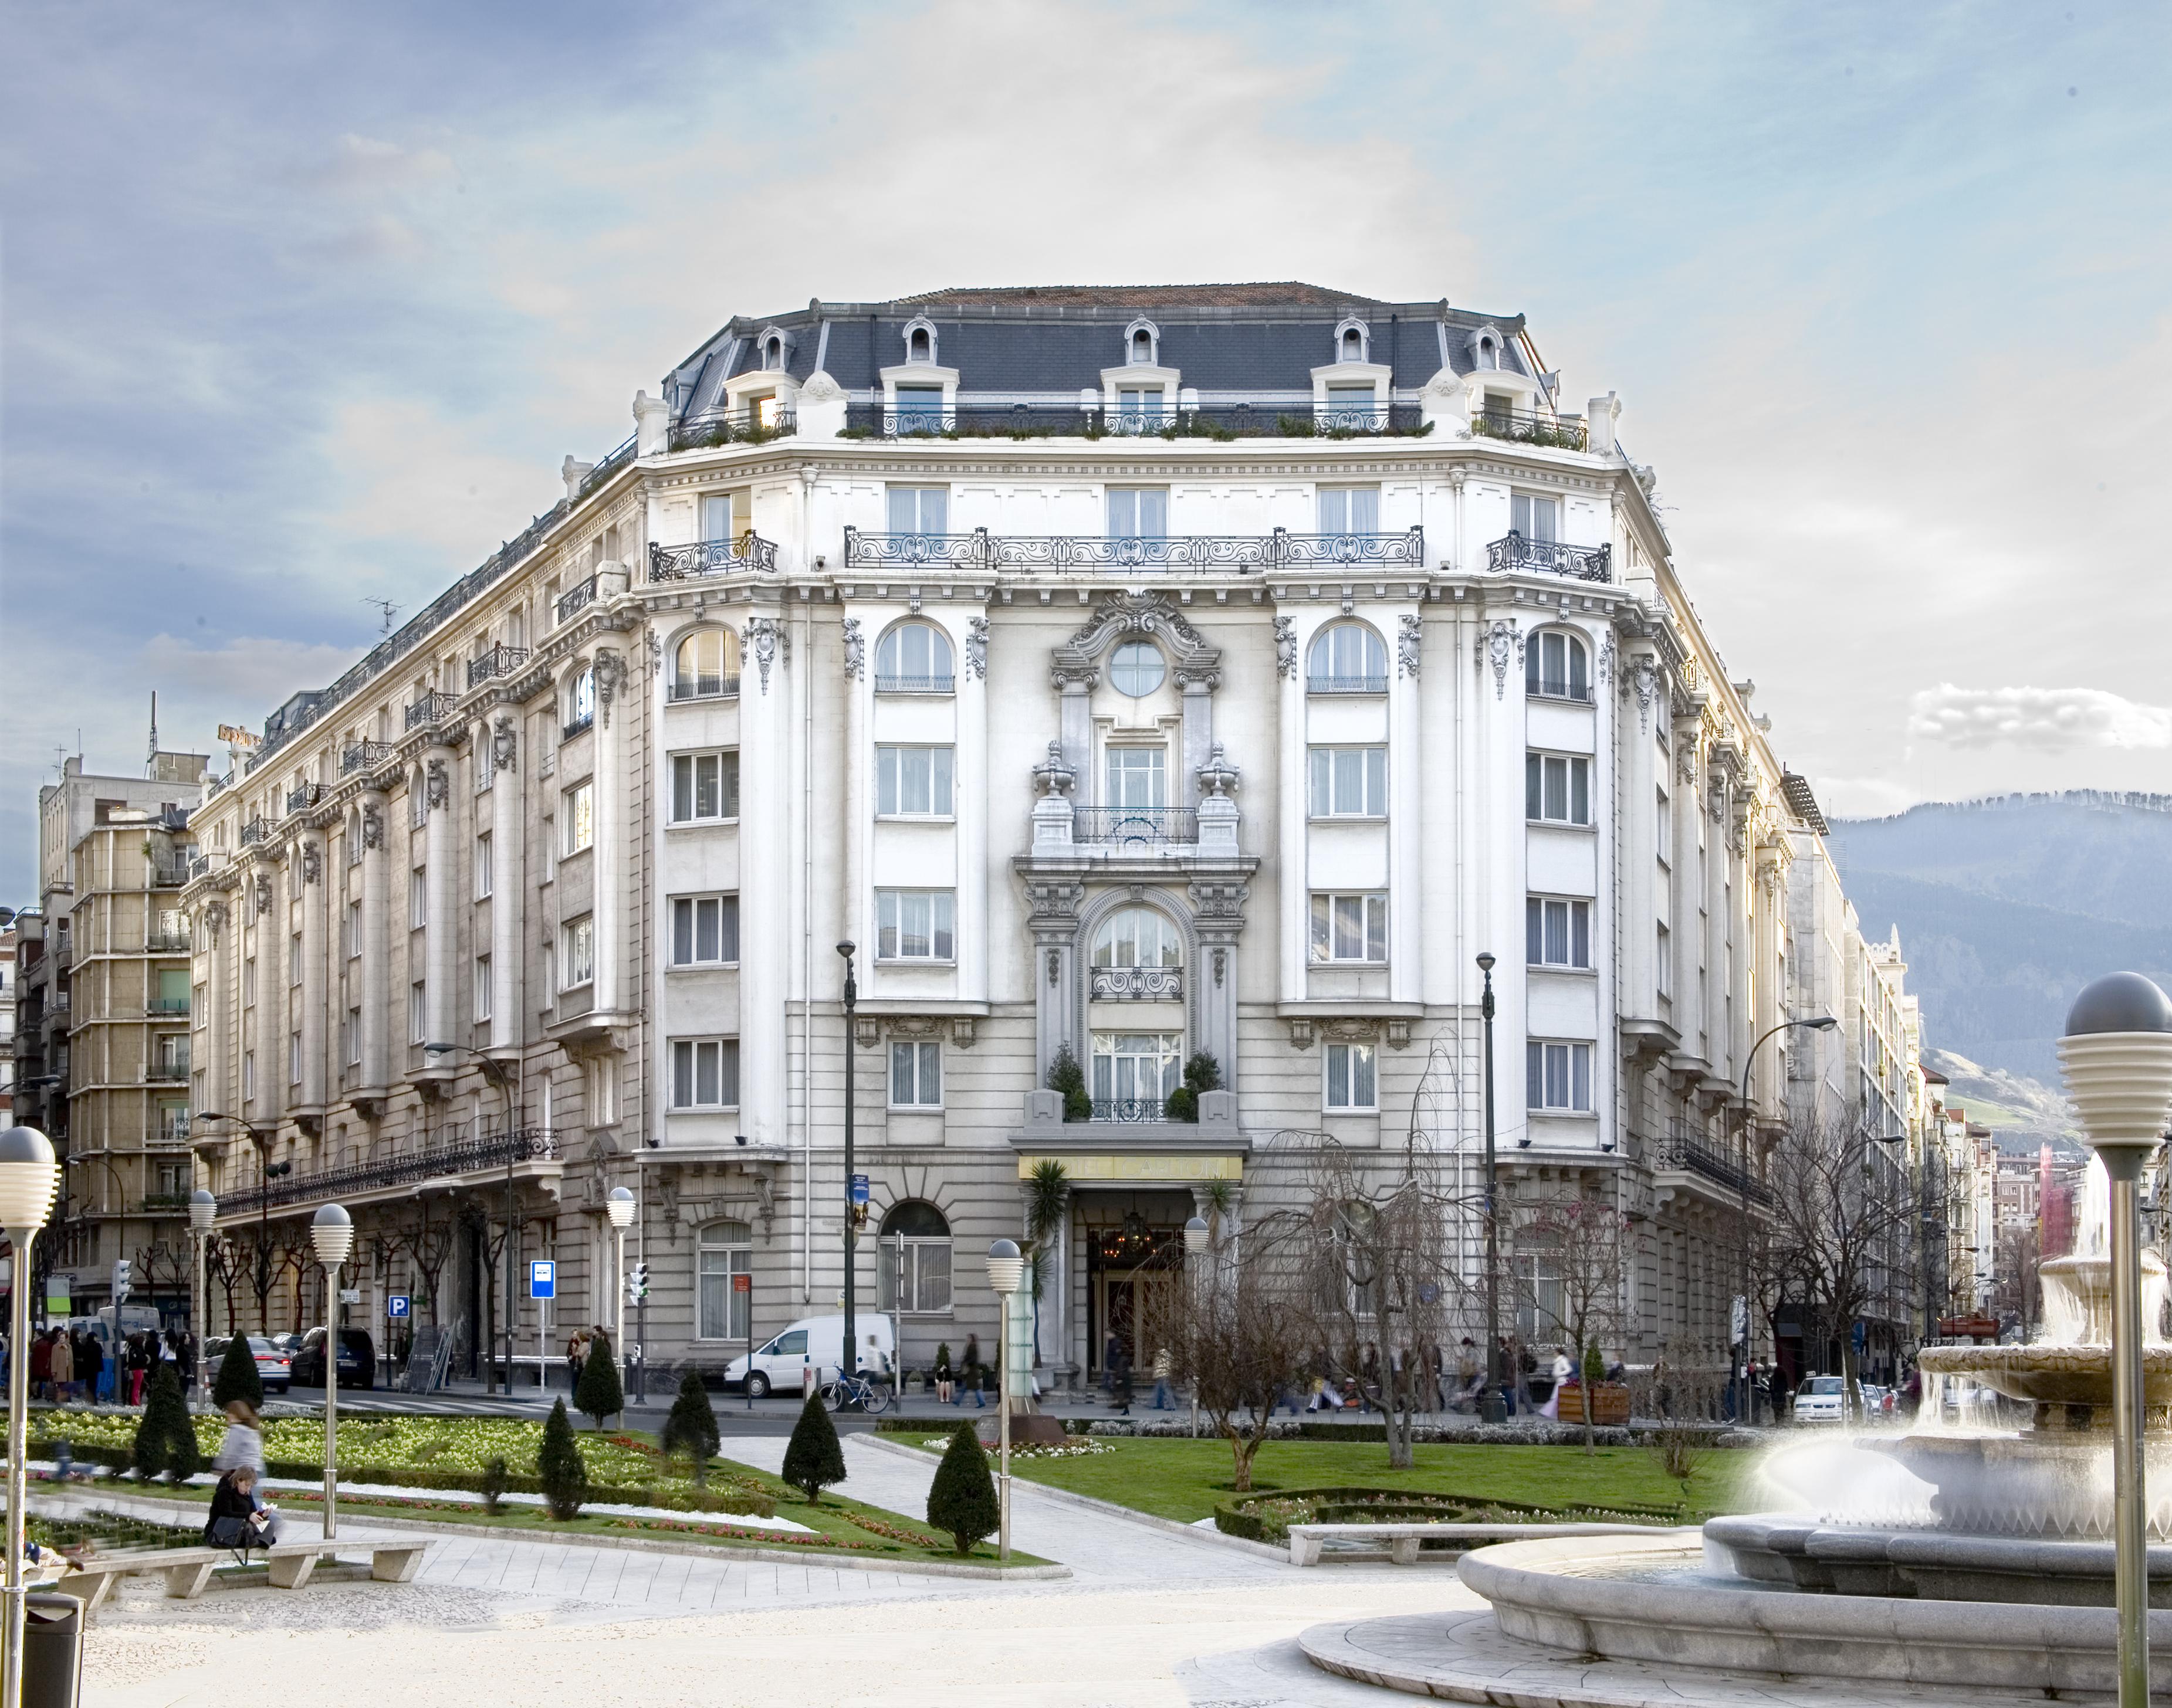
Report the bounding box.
[592,648,627,1016]
[1025,880,1083,1079]
[423,747,456,1048]
[203,898,232,1117]
[958,609,990,1006]
[488,717,523,1051]
[1390,609,1423,1004]
[1057,675,1093,780]
[739,615,787,1146]
[297,829,328,1111]
[1179,678,1213,794]
[1275,612,1305,1000]
[358,791,390,1094]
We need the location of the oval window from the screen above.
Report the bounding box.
[1109,642,1165,697]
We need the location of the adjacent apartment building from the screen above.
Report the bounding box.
[177,282,1923,1382]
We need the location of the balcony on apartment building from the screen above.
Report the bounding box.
[1470,406,1590,452]
[141,1049,191,1083]
[648,534,781,582]
[211,1126,561,1222]
[843,525,1424,579]
[145,995,190,1018]
[670,404,797,452]
[1484,531,1612,583]
[1655,1121,1772,1207]
[286,781,326,815]
[340,738,395,776]
[238,815,268,847]
[145,931,191,954]
[403,691,460,733]
[466,643,529,689]
[841,399,1429,441]
[150,853,191,886]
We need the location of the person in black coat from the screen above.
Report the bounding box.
[205,1466,275,1548]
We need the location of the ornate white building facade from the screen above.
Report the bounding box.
[180,284,1895,1382]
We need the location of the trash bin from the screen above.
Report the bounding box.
[23,1591,83,1708]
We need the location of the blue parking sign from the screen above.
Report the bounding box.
[530,1260,557,1300]
[387,1294,411,1319]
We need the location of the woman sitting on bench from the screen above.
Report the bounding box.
[204,1466,280,1550]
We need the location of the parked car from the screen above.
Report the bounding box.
[1791,1374,1847,1424]
[204,1334,292,1395]
[290,1327,375,1390]
[720,1314,895,1399]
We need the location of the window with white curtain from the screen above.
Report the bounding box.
[875,745,954,816]
[1308,746,1388,817]
[1317,485,1379,534]
[1309,893,1387,964]
[696,1220,753,1340]
[1526,897,1594,970]
[668,751,739,823]
[1325,1041,1377,1110]
[1104,747,1166,808]
[1510,493,1559,541]
[889,1041,941,1108]
[671,1038,740,1109]
[885,486,948,533]
[1106,487,1168,537]
[1526,1041,1594,1111]
[1090,907,1183,967]
[670,895,740,966]
[1525,753,1592,826]
[873,621,953,692]
[876,890,955,961]
[1525,631,1591,702]
[1090,1032,1182,1109]
[672,629,741,700]
[877,1201,953,1314]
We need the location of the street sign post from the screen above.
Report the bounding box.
[530,1262,556,1392]
[529,1260,556,1299]
[387,1294,410,1319]
[337,1287,361,1306]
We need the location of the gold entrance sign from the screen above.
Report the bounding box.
[1014,1153,1241,1184]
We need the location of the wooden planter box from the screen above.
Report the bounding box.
[1555,1381,1630,1426]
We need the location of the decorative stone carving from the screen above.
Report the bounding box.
[425,758,449,809]
[1051,591,1220,690]
[1195,743,1240,798]
[1047,948,1061,987]
[966,615,988,682]
[1385,1018,1412,1049]
[1630,658,1659,735]
[841,618,864,680]
[360,802,384,851]
[1212,946,1227,988]
[300,841,322,886]
[747,617,784,693]
[1023,879,1085,924]
[1031,741,1077,798]
[1273,615,1296,680]
[1398,613,1422,679]
[1485,621,1517,699]
[800,371,843,404]
[1598,632,1616,687]
[253,872,272,916]
[1186,880,1249,921]
[1677,745,1700,787]
[204,899,229,935]
[1287,1018,1314,1049]
[593,648,627,726]
[491,716,518,775]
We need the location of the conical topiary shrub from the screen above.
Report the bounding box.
[1046,1045,1091,1123]
[132,1364,202,1485]
[537,1397,589,1520]
[212,1332,263,1409]
[574,1329,624,1428]
[926,1423,1000,1557]
[781,1390,845,1504]
[661,1368,720,1486]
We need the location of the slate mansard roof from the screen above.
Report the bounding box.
[668,283,1540,418]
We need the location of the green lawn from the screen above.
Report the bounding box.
[908,1435,1755,1524]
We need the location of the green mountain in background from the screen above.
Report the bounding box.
[1827,792,2172,1143]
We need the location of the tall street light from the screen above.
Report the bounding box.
[1737,1016,1836,1424]
[1476,953,1504,1424]
[424,1043,522,1394]
[986,1239,1023,1562]
[837,941,860,1402]
[1183,1215,1209,1440]
[606,1187,634,1384]
[2057,971,2172,1708]
[0,1127,61,1708]
[188,1190,216,1393]
[310,1203,353,1540]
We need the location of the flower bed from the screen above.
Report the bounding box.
[1212,1485,1682,1543]
[915,1435,1111,1461]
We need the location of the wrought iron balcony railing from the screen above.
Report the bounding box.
[843,528,990,571]
[466,644,530,688]
[1089,965,1184,1000]
[574,433,637,500]
[647,535,780,581]
[404,691,459,731]
[668,676,740,702]
[1090,1098,1169,1123]
[984,534,1274,574]
[1267,527,1425,570]
[841,525,1423,577]
[1307,674,1389,695]
[143,1058,191,1083]
[874,673,954,695]
[840,401,1430,440]
[1472,410,1589,451]
[554,575,598,623]
[214,1127,557,1218]
[285,782,325,815]
[238,816,267,846]
[340,738,395,776]
[1486,533,1612,582]
[1529,676,1595,704]
[1073,806,1199,846]
[670,407,797,450]
[1663,1131,1772,1206]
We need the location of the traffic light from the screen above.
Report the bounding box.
[627,1263,649,1302]
[111,1259,132,1303]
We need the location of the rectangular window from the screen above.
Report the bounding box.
[890,1040,942,1108]
[289,1032,301,1086]
[701,490,752,543]
[1090,1032,1182,1109]
[474,956,492,1021]
[1325,1041,1378,1110]
[892,386,945,434]
[879,1237,953,1316]
[409,867,427,928]
[669,1038,741,1109]
[1525,897,1594,970]
[1112,386,1168,429]
[1309,892,1388,964]
[875,745,955,817]
[1308,745,1388,817]
[562,916,596,988]
[669,894,741,966]
[669,751,740,823]
[1656,923,1672,998]
[409,981,425,1045]
[243,1051,255,1099]
[1525,1041,1595,1111]
[1510,493,1560,541]
[242,957,256,1006]
[345,1007,361,1066]
[1656,788,1671,866]
[875,890,956,962]
[1317,486,1380,534]
[1324,382,1377,425]
[563,782,594,853]
[1525,752,1593,826]
[289,932,302,986]
[1105,487,1168,538]
[1104,746,1166,809]
[475,833,492,899]
[886,485,948,533]
[346,901,362,959]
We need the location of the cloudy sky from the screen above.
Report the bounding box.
[2,1,2168,897]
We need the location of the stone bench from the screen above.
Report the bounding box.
[61,1537,429,1615]
[1286,1520,1667,1567]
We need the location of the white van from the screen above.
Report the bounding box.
[722,1314,895,1398]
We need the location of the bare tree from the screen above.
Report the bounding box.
[394,1204,458,1326]
[1764,1117,1921,1419]
[276,1227,315,1336]
[1515,1192,1629,1454]
[1989,1221,2041,1340]
[205,1234,244,1338]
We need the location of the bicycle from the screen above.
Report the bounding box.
[818,1368,892,1415]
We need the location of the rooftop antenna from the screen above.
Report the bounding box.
[363,597,402,635]
[148,690,158,768]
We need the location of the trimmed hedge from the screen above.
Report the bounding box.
[1213,1484,1683,1543]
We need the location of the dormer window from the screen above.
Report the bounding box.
[1341,327,1363,360]
[1334,316,1369,364]
[901,315,939,366]
[1131,328,1152,362]
[909,327,931,361]
[1470,325,1504,371]
[1124,317,1160,367]
[762,335,784,371]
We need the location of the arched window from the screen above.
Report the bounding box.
[762,334,784,371]
[909,327,930,361]
[874,621,954,693]
[409,769,427,828]
[1307,623,1388,694]
[1132,328,1152,362]
[1091,907,1183,968]
[902,316,938,366]
[1525,630,1591,703]
[672,628,742,701]
[696,1218,753,1340]
[1341,326,1363,361]
[877,1201,952,1314]
[565,667,596,735]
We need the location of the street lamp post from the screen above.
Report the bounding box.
[2056,972,2172,1708]
[1183,1215,1209,1439]
[1737,1016,1837,1424]
[1476,953,1505,1424]
[837,943,860,1402]
[0,1127,61,1708]
[188,1190,215,1393]
[606,1188,634,1384]
[986,1239,1023,1563]
[310,1204,353,1540]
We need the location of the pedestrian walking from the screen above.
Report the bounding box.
[1109,1338,1134,1416]
[1149,1345,1173,1410]
[932,1343,954,1404]
[214,1399,266,1482]
[49,1330,74,1404]
[566,1327,588,1392]
[960,1333,983,1407]
[30,1330,53,1401]
[1538,1346,1572,1420]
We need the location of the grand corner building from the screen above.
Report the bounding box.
[181,283,1890,1385]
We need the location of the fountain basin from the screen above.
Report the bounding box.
[1859,1428,2172,1539]
[1917,1339,2172,1413]
[1708,1511,2172,1604]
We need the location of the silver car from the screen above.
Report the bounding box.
[1792,1374,1846,1423]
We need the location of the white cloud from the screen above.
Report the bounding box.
[137,635,361,707]
[1907,684,2172,751]
[1812,775,1923,820]
[319,398,562,559]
